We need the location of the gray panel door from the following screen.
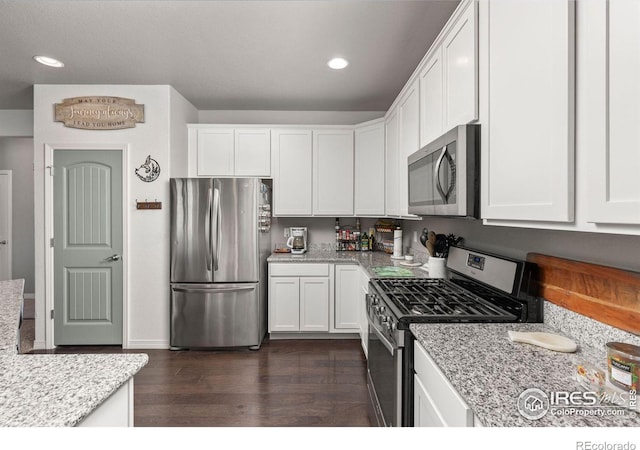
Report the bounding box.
[54,150,123,345]
[213,178,258,282]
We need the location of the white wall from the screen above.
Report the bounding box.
[170,88,198,177]
[0,137,35,293]
[33,85,195,349]
[401,217,640,273]
[198,110,384,125]
[0,110,34,137]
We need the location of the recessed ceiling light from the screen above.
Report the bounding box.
[33,55,64,68]
[328,57,349,70]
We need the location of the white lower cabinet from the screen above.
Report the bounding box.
[77,378,134,427]
[413,340,473,427]
[333,265,360,331]
[269,264,329,332]
[269,263,365,336]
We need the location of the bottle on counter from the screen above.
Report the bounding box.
[356,217,361,231]
[361,232,369,252]
[369,228,375,252]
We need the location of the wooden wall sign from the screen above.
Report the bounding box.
[54,96,145,130]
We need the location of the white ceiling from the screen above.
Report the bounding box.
[0,0,460,111]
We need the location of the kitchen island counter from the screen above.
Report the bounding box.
[268,249,431,278]
[0,279,25,354]
[410,321,640,427]
[0,353,148,427]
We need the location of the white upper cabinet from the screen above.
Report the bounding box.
[443,0,478,131]
[419,0,478,148]
[191,126,270,177]
[354,119,385,216]
[480,0,575,222]
[398,79,420,218]
[272,129,313,216]
[313,129,354,216]
[419,49,444,147]
[586,0,640,224]
[385,108,400,217]
[234,128,271,176]
[195,127,235,176]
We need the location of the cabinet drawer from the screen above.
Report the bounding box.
[414,340,472,426]
[270,263,329,277]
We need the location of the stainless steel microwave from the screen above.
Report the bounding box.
[408,124,479,218]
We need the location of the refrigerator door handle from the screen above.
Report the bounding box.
[172,285,257,294]
[205,187,213,271]
[214,187,221,272]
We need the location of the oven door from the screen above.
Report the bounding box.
[367,317,402,427]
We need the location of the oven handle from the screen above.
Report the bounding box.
[368,317,397,356]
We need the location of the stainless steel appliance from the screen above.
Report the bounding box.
[408,124,480,218]
[286,227,307,254]
[366,245,542,427]
[170,178,271,350]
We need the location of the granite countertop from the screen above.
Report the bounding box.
[0,279,25,354]
[267,248,432,278]
[0,353,148,426]
[410,321,640,427]
[0,278,149,426]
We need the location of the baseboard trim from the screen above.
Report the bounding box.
[269,333,360,340]
[126,340,169,349]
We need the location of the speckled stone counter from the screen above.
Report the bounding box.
[267,249,431,278]
[0,353,148,426]
[410,314,640,427]
[0,279,24,354]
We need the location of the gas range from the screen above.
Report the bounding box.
[367,246,542,339]
[365,246,543,427]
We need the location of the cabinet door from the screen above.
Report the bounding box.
[385,108,400,217]
[299,277,329,332]
[414,374,446,427]
[354,121,385,216]
[443,0,478,130]
[334,265,360,330]
[420,49,444,147]
[398,80,420,217]
[481,0,575,222]
[586,0,640,224]
[234,128,271,176]
[269,277,300,332]
[197,128,235,176]
[313,129,354,216]
[272,129,313,216]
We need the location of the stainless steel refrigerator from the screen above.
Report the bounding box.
[170,178,271,350]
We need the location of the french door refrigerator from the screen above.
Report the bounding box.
[170,178,271,349]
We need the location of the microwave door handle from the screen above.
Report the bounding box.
[435,145,448,202]
[435,146,456,202]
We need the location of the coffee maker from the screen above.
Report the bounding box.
[286,227,308,254]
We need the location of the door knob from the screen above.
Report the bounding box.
[104,254,122,262]
[0,240,7,245]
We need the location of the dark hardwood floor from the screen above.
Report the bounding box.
[31,337,373,427]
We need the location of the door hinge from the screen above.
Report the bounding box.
[50,238,54,248]
[47,165,55,176]
[50,309,54,319]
